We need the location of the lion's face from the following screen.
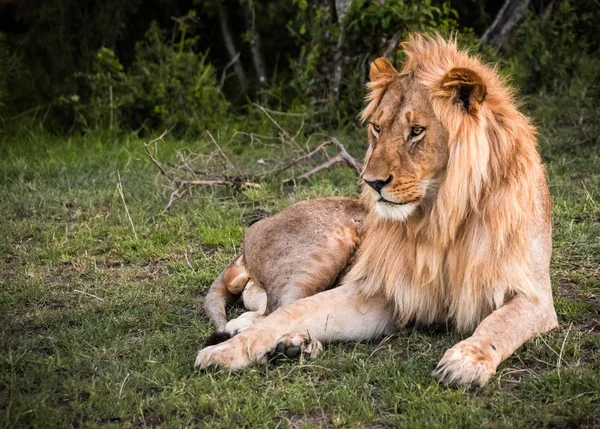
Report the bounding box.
[362,68,449,222]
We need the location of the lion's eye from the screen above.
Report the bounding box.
[371,123,381,136]
[410,126,425,137]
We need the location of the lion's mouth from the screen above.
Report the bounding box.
[378,197,418,206]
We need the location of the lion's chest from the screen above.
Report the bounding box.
[382,246,507,332]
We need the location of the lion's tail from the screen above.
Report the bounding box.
[203,254,249,334]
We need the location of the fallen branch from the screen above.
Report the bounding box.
[145,138,259,189]
[74,289,105,302]
[284,138,361,183]
[145,128,362,212]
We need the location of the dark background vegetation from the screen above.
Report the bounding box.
[0,0,598,138]
[0,1,599,427]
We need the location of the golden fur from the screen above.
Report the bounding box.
[203,197,366,335]
[353,33,545,332]
[195,33,558,387]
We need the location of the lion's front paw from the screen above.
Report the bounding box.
[194,333,269,371]
[273,333,323,361]
[432,340,497,387]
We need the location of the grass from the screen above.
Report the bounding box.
[0,116,599,428]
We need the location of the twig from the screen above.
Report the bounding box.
[73,289,105,302]
[116,171,138,240]
[535,332,573,370]
[144,126,362,211]
[184,251,195,272]
[383,31,402,57]
[145,143,258,188]
[332,137,362,173]
[557,323,572,375]
[253,103,295,142]
[118,372,131,399]
[257,140,331,178]
[206,130,243,177]
[291,153,349,182]
[284,138,362,182]
[163,183,187,213]
[260,138,361,180]
[219,51,241,90]
[548,391,597,406]
[176,151,196,174]
[253,105,307,117]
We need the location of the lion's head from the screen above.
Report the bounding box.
[361,38,488,223]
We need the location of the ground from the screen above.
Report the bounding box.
[0,122,598,428]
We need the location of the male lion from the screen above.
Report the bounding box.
[196,33,558,387]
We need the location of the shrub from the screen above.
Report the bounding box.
[68,20,229,136]
[509,0,600,95]
[66,48,136,132]
[507,0,600,153]
[0,33,8,110]
[128,22,229,135]
[282,0,462,127]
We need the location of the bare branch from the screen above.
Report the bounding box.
[285,138,362,183]
[144,121,362,211]
[219,52,241,90]
[253,103,295,142]
[480,0,530,50]
[383,31,402,57]
[257,140,331,178]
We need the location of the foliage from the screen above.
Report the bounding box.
[0,32,25,118]
[284,0,462,127]
[509,0,600,95]
[64,21,229,136]
[129,22,229,135]
[63,48,136,132]
[0,33,8,110]
[6,0,140,117]
[506,0,600,154]
[0,0,599,135]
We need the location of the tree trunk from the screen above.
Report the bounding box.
[216,0,248,93]
[243,1,267,86]
[479,0,530,50]
[330,0,350,101]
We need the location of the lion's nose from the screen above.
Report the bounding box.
[364,175,393,194]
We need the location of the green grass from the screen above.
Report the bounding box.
[0,122,598,428]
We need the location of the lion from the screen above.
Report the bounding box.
[196,33,558,387]
[203,197,367,343]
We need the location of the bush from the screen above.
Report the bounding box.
[129,22,229,135]
[64,48,136,132]
[507,0,600,153]
[0,34,8,110]
[509,0,600,95]
[281,0,462,127]
[68,20,229,136]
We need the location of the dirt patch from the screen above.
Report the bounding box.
[47,274,74,286]
[282,408,331,428]
[557,270,599,304]
[200,244,224,254]
[577,319,599,333]
[242,209,271,226]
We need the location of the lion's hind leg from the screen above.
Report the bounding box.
[224,281,267,335]
[242,280,266,312]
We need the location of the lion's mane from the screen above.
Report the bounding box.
[347,34,550,332]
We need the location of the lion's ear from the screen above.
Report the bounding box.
[369,57,397,81]
[440,67,486,114]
